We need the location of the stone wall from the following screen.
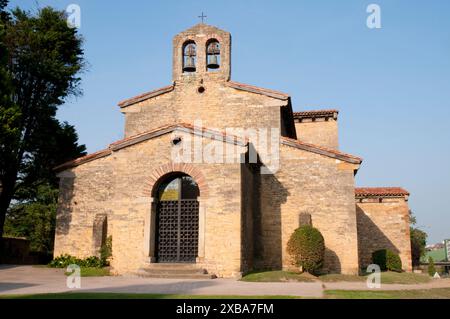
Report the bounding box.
[295,119,339,150]
[122,80,287,140]
[255,144,360,274]
[356,197,412,271]
[54,131,247,277]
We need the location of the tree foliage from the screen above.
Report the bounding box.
[427,256,436,277]
[372,249,402,272]
[0,2,86,250]
[409,210,427,267]
[287,225,325,274]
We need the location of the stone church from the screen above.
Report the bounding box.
[53,24,412,278]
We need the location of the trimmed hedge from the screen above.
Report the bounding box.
[287,225,325,274]
[372,249,402,272]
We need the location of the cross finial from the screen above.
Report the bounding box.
[198,12,207,24]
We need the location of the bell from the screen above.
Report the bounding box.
[207,54,220,69]
[183,56,196,72]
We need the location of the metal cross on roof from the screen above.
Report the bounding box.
[198,12,207,24]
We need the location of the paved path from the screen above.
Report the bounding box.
[323,278,450,291]
[0,265,323,297]
[3,266,450,297]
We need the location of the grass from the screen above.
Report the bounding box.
[241,270,431,285]
[64,267,110,277]
[374,271,431,284]
[325,288,450,299]
[0,293,300,299]
[241,270,317,282]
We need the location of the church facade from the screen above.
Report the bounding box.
[53,24,412,277]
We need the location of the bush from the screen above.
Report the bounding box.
[287,225,325,274]
[428,256,436,277]
[48,254,81,268]
[372,249,402,272]
[49,254,106,268]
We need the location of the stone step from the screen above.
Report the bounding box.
[139,267,207,275]
[143,263,199,269]
[136,268,215,279]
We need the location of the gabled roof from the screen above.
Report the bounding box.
[355,187,410,198]
[225,81,290,101]
[281,136,362,164]
[293,109,339,120]
[118,84,174,108]
[118,80,290,108]
[177,23,229,35]
[54,123,247,172]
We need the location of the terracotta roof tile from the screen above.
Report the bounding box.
[54,123,248,172]
[118,84,174,108]
[281,136,362,164]
[54,149,112,172]
[355,187,410,197]
[293,109,339,119]
[226,81,290,100]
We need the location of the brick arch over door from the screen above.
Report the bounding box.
[142,163,209,198]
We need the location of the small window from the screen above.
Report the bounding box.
[206,40,220,71]
[182,41,197,73]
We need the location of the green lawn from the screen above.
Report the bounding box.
[325,288,450,299]
[375,271,431,284]
[0,293,299,299]
[241,271,317,282]
[64,267,110,277]
[242,270,431,285]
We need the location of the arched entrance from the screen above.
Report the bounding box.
[155,173,200,263]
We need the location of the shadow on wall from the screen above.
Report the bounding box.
[251,164,289,271]
[324,248,341,274]
[356,205,401,270]
[55,174,76,237]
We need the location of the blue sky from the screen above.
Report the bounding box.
[10,0,450,243]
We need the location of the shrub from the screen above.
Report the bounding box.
[428,256,436,277]
[48,254,81,268]
[287,225,325,274]
[372,249,402,272]
[49,254,106,268]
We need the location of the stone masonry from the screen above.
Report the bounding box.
[54,23,412,277]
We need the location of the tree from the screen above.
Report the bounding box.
[409,210,427,267]
[0,4,86,239]
[428,256,436,277]
[287,225,325,274]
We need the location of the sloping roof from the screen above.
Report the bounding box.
[355,187,410,198]
[118,84,175,108]
[54,123,248,172]
[225,81,290,101]
[293,109,339,120]
[281,136,362,164]
[177,23,228,35]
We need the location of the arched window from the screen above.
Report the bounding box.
[157,174,199,201]
[182,41,197,73]
[206,39,220,71]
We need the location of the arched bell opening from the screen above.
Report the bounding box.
[206,39,220,71]
[182,41,197,73]
[153,173,200,263]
